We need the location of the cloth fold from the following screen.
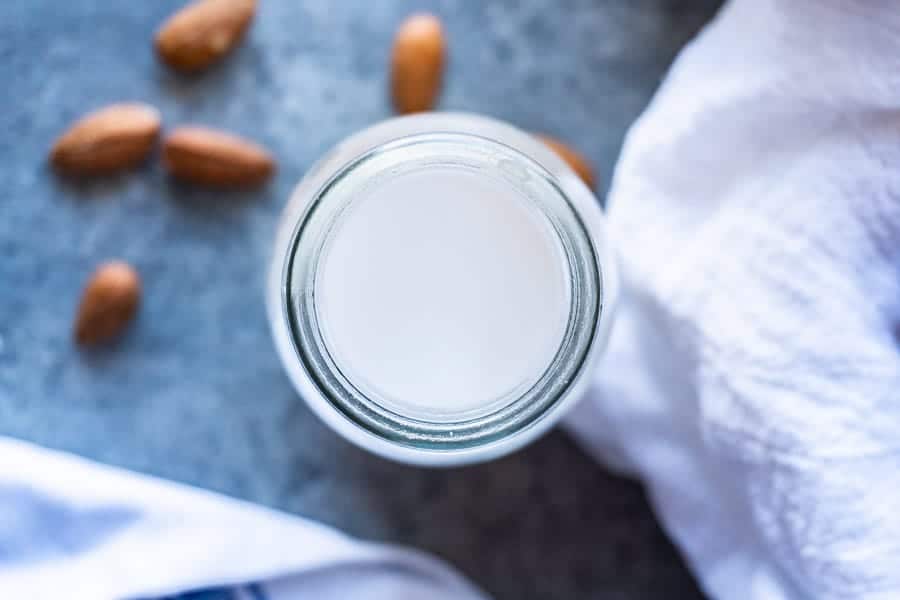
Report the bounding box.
[0,436,486,600]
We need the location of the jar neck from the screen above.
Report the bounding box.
[281,131,602,451]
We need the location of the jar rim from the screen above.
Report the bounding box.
[281,130,602,452]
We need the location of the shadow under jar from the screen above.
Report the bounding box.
[268,113,618,466]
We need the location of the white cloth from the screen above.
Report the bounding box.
[5,1,900,599]
[566,1,900,599]
[0,436,486,600]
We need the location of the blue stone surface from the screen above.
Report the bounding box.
[0,1,719,598]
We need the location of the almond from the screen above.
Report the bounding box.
[391,14,445,114]
[155,0,256,72]
[74,261,141,346]
[50,103,161,176]
[538,135,597,189]
[162,126,275,186]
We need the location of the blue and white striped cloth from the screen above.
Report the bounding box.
[0,436,486,600]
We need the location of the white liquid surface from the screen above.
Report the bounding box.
[316,167,570,418]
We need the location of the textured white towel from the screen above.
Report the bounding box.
[566,1,900,599]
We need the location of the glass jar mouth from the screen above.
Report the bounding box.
[282,131,602,451]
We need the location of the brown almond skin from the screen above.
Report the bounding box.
[75,261,141,346]
[163,126,275,186]
[538,135,597,189]
[391,14,445,114]
[50,103,161,176]
[155,0,256,72]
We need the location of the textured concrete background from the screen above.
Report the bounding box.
[0,1,720,598]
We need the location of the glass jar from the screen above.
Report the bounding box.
[268,113,618,466]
